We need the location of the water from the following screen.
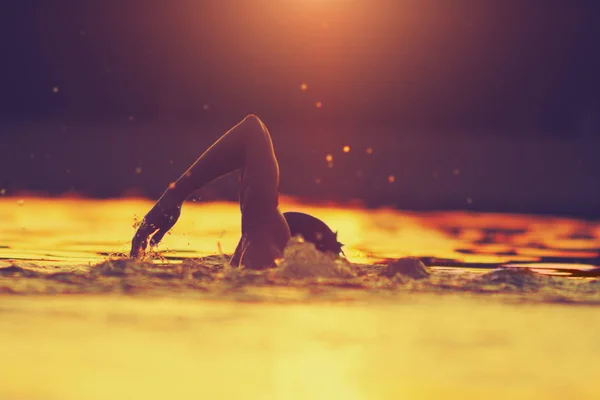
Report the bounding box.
[1,197,598,274]
[1,197,600,399]
[3,295,600,400]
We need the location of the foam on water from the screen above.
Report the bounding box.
[1,237,599,304]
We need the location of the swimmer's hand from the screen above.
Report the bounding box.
[130,199,182,259]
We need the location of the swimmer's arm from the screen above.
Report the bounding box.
[131,151,217,257]
[157,114,264,206]
[130,115,271,258]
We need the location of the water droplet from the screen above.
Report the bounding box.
[388,175,396,183]
[135,167,142,174]
[17,199,24,206]
[300,82,308,92]
[343,145,351,153]
[315,101,323,108]
[366,147,373,155]
[325,154,333,162]
[52,86,59,94]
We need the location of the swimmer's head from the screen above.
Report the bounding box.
[283,211,344,256]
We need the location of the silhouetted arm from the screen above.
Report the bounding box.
[130,114,284,260]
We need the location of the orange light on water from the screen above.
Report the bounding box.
[1,197,598,269]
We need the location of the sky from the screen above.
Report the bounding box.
[2,0,599,133]
[0,0,599,214]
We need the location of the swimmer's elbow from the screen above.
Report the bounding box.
[240,114,272,142]
[241,114,265,130]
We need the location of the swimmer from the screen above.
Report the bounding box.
[130,114,344,269]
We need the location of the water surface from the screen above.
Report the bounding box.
[1,197,599,274]
[1,197,600,399]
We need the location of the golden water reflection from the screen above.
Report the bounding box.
[1,198,600,399]
[1,295,599,400]
[0,197,598,274]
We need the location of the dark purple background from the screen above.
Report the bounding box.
[1,0,599,217]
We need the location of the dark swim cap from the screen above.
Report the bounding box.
[283,211,344,256]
